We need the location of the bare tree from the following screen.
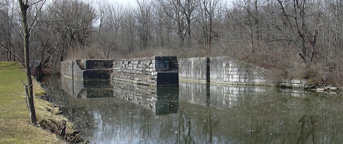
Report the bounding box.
[136,0,154,49]
[96,3,123,58]
[240,0,261,53]
[196,0,221,54]
[0,0,12,61]
[46,0,96,61]
[18,0,46,125]
[0,0,23,63]
[4,0,343,86]
[181,0,198,41]
[276,0,319,65]
[122,9,137,53]
[159,0,189,46]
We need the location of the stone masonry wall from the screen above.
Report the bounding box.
[112,56,178,87]
[179,57,272,85]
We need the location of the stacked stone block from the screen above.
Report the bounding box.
[112,56,178,87]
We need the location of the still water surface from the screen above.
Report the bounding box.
[42,77,343,144]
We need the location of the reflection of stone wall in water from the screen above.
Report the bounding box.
[179,82,275,109]
[61,75,179,115]
[179,57,271,85]
[61,77,114,98]
[112,80,179,115]
[61,77,85,97]
[49,76,343,143]
[75,93,343,144]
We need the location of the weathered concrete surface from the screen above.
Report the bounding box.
[60,60,73,78]
[61,59,115,99]
[178,57,207,81]
[61,60,113,80]
[179,57,272,85]
[112,56,178,87]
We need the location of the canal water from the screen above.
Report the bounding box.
[41,77,343,144]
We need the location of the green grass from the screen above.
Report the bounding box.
[0,62,63,144]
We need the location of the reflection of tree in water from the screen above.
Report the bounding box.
[175,112,195,144]
[175,94,343,144]
[296,114,317,144]
[42,76,343,143]
[41,77,96,137]
[240,95,343,144]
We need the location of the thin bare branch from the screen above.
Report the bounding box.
[28,0,46,34]
[0,43,25,65]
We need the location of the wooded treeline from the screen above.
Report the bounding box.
[1,0,343,85]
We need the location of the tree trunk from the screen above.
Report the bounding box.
[6,51,9,61]
[18,0,37,124]
[13,48,15,61]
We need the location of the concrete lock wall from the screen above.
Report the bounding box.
[62,56,271,86]
[178,57,208,81]
[112,56,179,87]
[179,57,272,85]
[61,59,113,80]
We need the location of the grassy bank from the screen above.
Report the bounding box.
[0,62,71,143]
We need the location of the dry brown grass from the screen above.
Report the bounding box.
[0,62,77,144]
[67,43,106,60]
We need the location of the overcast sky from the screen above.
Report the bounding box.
[102,0,234,8]
[108,0,137,7]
